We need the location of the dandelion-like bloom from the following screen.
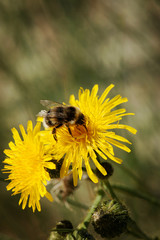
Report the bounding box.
[3,121,55,212]
[40,84,137,186]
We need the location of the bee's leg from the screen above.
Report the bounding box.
[83,124,88,132]
[52,128,57,141]
[52,123,63,141]
[66,124,73,137]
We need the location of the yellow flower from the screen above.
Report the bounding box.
[40,84,137,186]
[3,121,55,212]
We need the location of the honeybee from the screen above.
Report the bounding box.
[37,100,86,140]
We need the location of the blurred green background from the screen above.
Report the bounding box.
[0,1,160,239]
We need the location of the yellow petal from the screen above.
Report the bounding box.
[69,94,76,106]
[78,157,83,180]
[27,120,33,132]
[44,161,56,169]
[106,132,131,144]
[106,124,137,134]
[11,128,22,144]
[19,124,27,141]
[45,191,54,202]
[91,84,99,98]
[99,84,114,104]
[84,159,98,183]
[33,121,41,135]
[37,116,44,122]
[105,137,131,153]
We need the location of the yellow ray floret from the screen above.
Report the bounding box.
[3,121,55,212]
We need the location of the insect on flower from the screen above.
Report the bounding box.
[37,100,87,141]
[37,84,137,187]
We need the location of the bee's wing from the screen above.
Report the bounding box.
[40,100,64,109]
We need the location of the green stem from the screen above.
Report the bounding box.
[112,184,160,208]
[77,189,105,230]
[102,180,121,203]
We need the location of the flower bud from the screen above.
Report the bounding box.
[48,220,73,240]
[92,200,129,238]
[56,220,73,236]
[95,162,114,180]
